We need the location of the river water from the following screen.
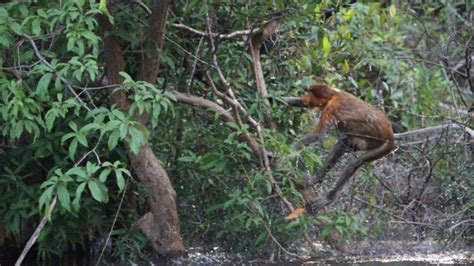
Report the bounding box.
[172,241,473,265]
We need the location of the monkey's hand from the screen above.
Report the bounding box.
[306,197,333,215]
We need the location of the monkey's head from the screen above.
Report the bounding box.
[300,84,337,109]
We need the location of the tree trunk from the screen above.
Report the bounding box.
[100,0,186,257]
[132,145,185,256]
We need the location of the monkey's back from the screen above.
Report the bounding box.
[332,90,394,150]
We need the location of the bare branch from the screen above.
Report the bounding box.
[186,36,204,93]
[171,23,257,39]
[165,36,213,67]
[204,71,260,130]
[16,139,102,266]
[394,123,474,139]
[249,17,282,129]
[15,198,56,266]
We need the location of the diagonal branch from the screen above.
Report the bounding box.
[172,91,261,156]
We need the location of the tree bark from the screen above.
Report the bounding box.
[100,0,185,257]
[249,18,281,130]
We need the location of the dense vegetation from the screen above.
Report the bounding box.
[0,0,472,263]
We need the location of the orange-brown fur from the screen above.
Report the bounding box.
[298,84,395,214]
[301,84,394,150]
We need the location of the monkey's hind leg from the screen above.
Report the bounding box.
[312,138,350,185]
[307,141,392,214]
[296,138,348,208]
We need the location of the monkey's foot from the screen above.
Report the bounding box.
[306,197,333,215]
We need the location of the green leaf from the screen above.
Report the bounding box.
[68,139,78,159]
[12,120,24,139]
[45,109,57,132]
[252,202,264,216]
[322,35,331,56]
[128,127,144,154]
[0,8,7,19]
[85,161,99,175]
[321,225,331,238]
[39,186,54,211]
[111,109,125,120]
[119,71,133,83]
[37,9,48,18]
[99,168,111,182]
[76,0,85,8]
[76,133,88,147]
[97,182,109,203]
[115,170,125,191]
[57,184,71,211]
[81,123,100,132]
[24,120,35,132]
[10,22,23,35]
[88,180,103,202]
[253,231,267,247]
[67,37,75,52]
[68,121,78,132]
[108,130,120,150]
[32,18,41,36]
[103,120,121,132]
[61,132,76,144]
[72,182,87,211]
[0,34,10,47]
[390,91,403,100]
[119,124,128,139]
[120,168,131,177]
[178,155,196,162]
[200,152,221,170]
[342,60,350,74]
[99,0,108,11]
[335,224,345,234]
[225,122,240,130]
[389,5,396,17]
[66,167,87,179]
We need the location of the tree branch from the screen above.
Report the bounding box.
[136,0,171,83]
[394,123,474,139]
[171,23,258,39]
[172,91,261,156]
[249,17,281,130]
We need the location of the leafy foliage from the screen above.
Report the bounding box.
[0,0,471,262]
